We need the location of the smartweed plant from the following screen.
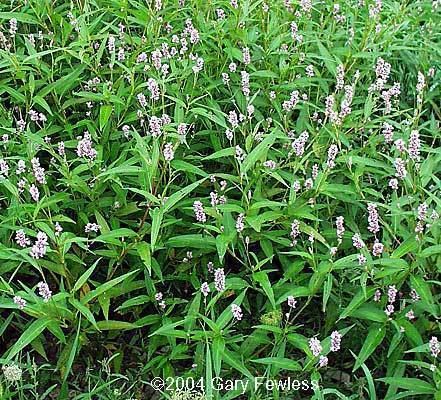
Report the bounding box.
[0,0,440,399]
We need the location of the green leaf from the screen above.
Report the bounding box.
[353,324,386,371]
[322,273,332,312]
[216,234,229,262]
[409,275,437,317]
[163,177,207,213]
[94,211,110,234]
[69,298,98,330]
[136,242,152,273]
[216,291,247,329]
[240,132,277,176]
[350,304,387,323]
[391,237,418,258]
[205,345,213,399]
[251,357,302,371]
[222,348,254,380]
[287,333,312,356]
[300,222,328,246]
[95,320,138,330]
[202,147,235,161]
[184,292,201,332]
[96,166,142,179]
[150,208,163,252]
[0,12,38,23]
[420,245,441,258]
[378,378,435,395]
[167,234,216,249]
[316,38,337,75]
[253,271,276,309]
[250,70,279,79]
[72,259,100,292]
[62,318,81,382]
[212,336,225,376]
[5,318,51,361]
[191,106,227,129]
[149,320,186,337]
[339,287,376,320]
[99,105,113,130]
[33,96,53,116]
[81,270,139,304]
[171,160,208,177]
[116,295,150,311]
[0,313,14,337]
[360,361,377,400]
[405,343,429,354]
[93,228,138,244]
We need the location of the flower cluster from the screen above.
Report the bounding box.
[193,201,207,223]
[77,132,97,161]
[2,364,23,382]
[37,282,52,302]
[231,304,243,321]
[30,232,49,259]
[214,268,226,292]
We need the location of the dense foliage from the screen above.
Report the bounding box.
[0,0,440,399]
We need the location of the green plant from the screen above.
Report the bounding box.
[0,0,440,399]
